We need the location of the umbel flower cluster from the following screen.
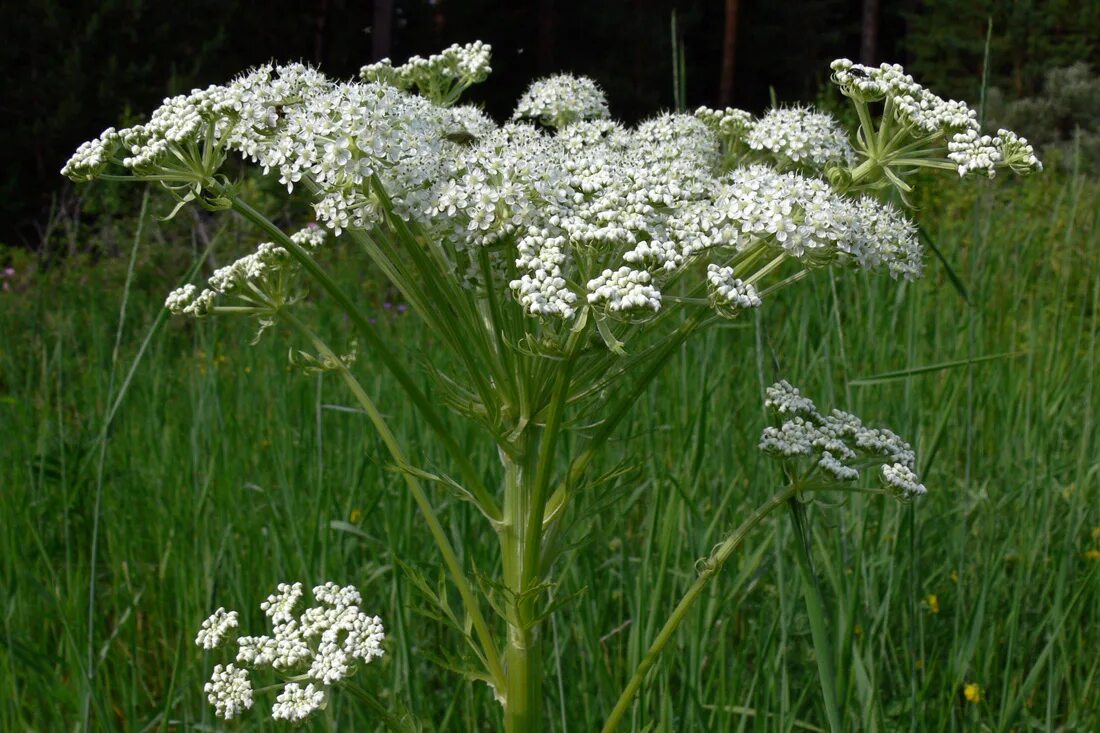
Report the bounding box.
[359,40,492,106]
[59,54,919,338]
[196,582,385,722]
[512,73,611,128]
[63,43,1044,331]
[744,106,856,171]
[166,225,326,319]
[830,59,1043,179]
[760,381,927,498]
[62,44,1041,344]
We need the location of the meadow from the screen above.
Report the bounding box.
[2,168,1098,731]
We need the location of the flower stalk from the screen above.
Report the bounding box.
[275,305,506,693]
[601,482,802,733]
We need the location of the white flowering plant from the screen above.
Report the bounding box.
[195,582,388,724]
[64,43,1037,730]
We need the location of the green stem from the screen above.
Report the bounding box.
[225,193,501,521]
[853,100,879,157]
[522,332,581,583]
[876,96,893,152]
[277,308,506,694]
[500,448,544,733]
[542,312,706,529]
[848,156,879,186]
[601,484,800,733]
[888,158,958,170]
[788,498,843,733]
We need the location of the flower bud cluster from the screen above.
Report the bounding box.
[587,267,662,313]
[746,106,856,171]
[196,581,385,722]
[195,607,238,649]
[513,74,611,128]
[706,264,761,312]
[61,128,119,182]
[204,664,253,719]
[948,128,1043,177]
[830,59,977,134]
[446,104,499,139]
[272,682,327,722]
[829,58,1041,179]
[360,42,492,106]
[759,380,927,499]
[694,105,754,140]
[164,226,326,316]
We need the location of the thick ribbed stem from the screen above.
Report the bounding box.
[500,447,544,733]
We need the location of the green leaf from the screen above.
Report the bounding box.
[919,226,969,303]
[848,351,1025,385]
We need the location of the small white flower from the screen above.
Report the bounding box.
[513,74,610,128]
[747,106,855,171]
[759,381,925,495]
[764,380,818,417]
[881,462,927,498]
[204,664,253,720]
[272,682,326,722]
[260,581,303,624]
[195,607,238,649]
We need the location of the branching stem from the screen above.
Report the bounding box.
[276,307,506,695]
[225,193,502,521]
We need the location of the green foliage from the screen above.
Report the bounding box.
[1,168,1097,729]
[902,0,1100,102]
[986,63,1100,172]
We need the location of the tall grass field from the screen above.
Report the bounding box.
[2,170,1097,730]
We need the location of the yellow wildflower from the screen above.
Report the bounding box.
[1085,549,1100,562]
[964,683,982,704]
[926,594,940,614]
[1091,526,1100,541]
[350,509,363,524]
[950,570,958,583]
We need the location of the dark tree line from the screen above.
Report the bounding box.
[3,0,1096,247]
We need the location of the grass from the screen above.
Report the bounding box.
[1,170,1098,731]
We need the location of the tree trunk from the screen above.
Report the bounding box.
[313,0,329,65]
[860,0,879,66]
[538,0,556,72]
[719,0,740,106]
[372,0,393,61]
